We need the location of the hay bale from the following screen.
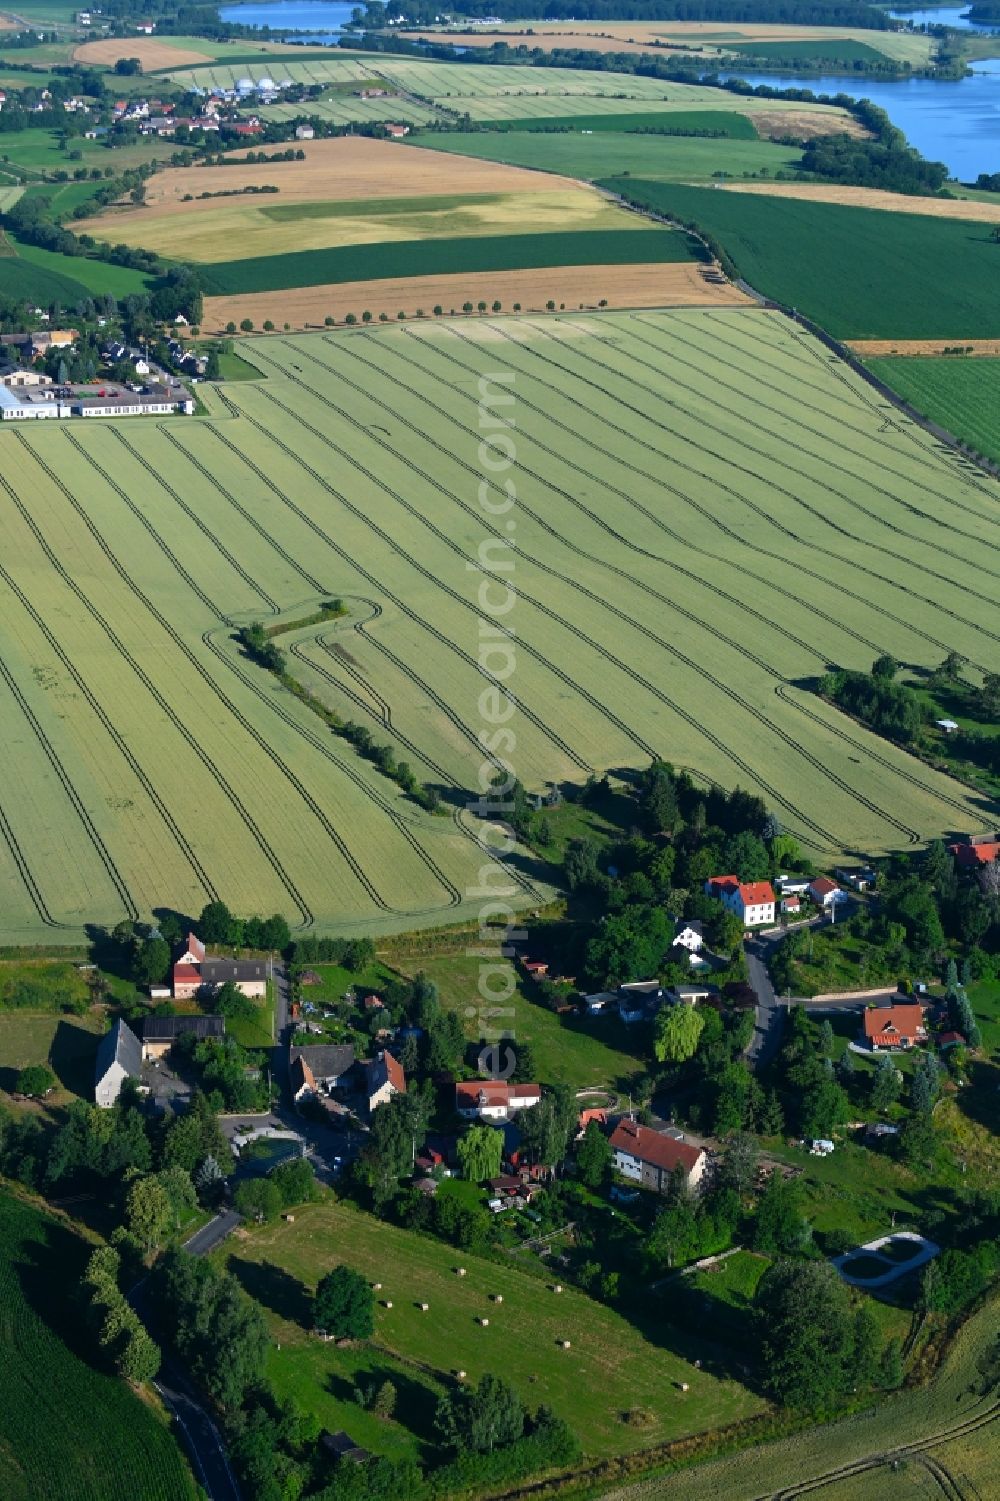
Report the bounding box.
[479,1317,489,1326]
[456,1370,466,1380]
[553,1284,563,1293]
[560,1339,571,1349]
[455,1267,466,1277]
[678,1381,689,1392]
[491,1293,503,1303]
[372,1282,382,1291]
[383,1300,393,1309]
[419,1302,429,1312]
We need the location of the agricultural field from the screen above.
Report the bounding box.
[0,1190,198,1501]
[0,309,994,944]
[215,1196,763,1464]
[201,260,749,332]
[596,1290,1000,1501]
[599,181,1000,338]
[864,356,1000,465]
[718,180,1000,222]
[10,235,154,296]
[72,136,650,266]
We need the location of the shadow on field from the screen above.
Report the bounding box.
[228,1256,313,1328]
[50,1020,100,1098]
[9,1201,98,1369]
[326,1361,440,1445]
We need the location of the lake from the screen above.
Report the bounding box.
[722,61,1000,180]
[218,0,357,38]
[888,5,1000,30]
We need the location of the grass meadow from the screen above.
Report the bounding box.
[0,309,993,944]
[0,1190,198,1501]
[865,356,1000,464]
[215,1196,763,1464]
[601,182,1000,338]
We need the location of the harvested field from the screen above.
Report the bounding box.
[202,260,751,331]
[72,37,215,70]
[749,108,867,140]
[850,338,1000,356]
[721,181,1000,222]
[0,309,991,943]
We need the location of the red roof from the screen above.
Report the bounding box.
[384,1050,405,1094]
[738,881,775,905]
[708,874,739,894]
[173,963,201,984]
[810,876,839,897]
[609,1118,703,1175]
[938,1030,965,1047]
[863,1004,926,1043]
[455,1080,540,1111]
[184,931,206,962]
[949,839,1000,866]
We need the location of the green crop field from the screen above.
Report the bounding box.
[866,356,1000,464]
[415,128,800,184]
[598,1291,1000,1500]
[478,109,759,136]
[0,308,993,945]
[198,227,689,294]
[11,236,155,296]
[599,182,1000,339]
[725,37,888,64]
[0,1190,198,1501]
[215,1196,763,1464]
[0,250,95,303]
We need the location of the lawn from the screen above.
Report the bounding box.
[598,182,1000,338]
[0,308,992,945]
[224,978,276,1050]
[0,1009,102,1098]
[215,1197,763,1463]
[0,1189,198,1501]
[866,356,1000,465]
[399,952,644,1090]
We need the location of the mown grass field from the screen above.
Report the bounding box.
[597,1291,999,1501]
[216,1196,762,1464]
[600,182,1000,338]
[866,356,1000,464]
[0,1009,102,1098]
[0,1190,198,1501]
[0,309,993,945]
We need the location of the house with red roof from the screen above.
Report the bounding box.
[365,1049,405,1114]
[455,1080,541,1120]
[705,875,776,928]
[609,1118,706,1193]
[172,931,267,1000]
[948,833,1000,868]
[862,1004,927,1050]
[809,876,847,910]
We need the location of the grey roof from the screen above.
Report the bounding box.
[201,957,267,984]
[142,1014,225,1042]
[289,1043,355,1081]
[96,1017,142,1082]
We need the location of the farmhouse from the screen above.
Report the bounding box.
[948,832,1000,867]
[364,1049,405,1113]
[141,1013,224,1059]
[862,1004,927,1050]
[809,876,847,909]
[295,123,314,140]
[384,122,410,137]
[94,1017,143,1107]
[609,1118,706,1193]
[705,875,776,928]
[455,1080,541,1120]
[172,932,268,999]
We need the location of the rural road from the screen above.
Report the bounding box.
[745,938,785,1070]
[183,1208,242,1258]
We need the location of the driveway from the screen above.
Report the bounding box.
[183,1209,242,1259]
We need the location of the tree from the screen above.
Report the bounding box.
[314,1264,374,1340]
[871,1055,902,1112]
[372,1379,396,1419]
[205,347,220,380]
[646,1200,700,1268]
[721,1130,758,1196]
[436,1372,525,1454]
[125,1175,171,1255]
[133,934,170,987]
[871,653,898,680]
[576,1118,612,1188]
[880,1338,904,1389]
[117,1321,161,1384]
[239,319,253,332]
[198,900,234,944]
[564,838,601,891]
[16,1064,54,1097]
[457,1125,503,1184]
[911,1055,941,1115]
[235,1177,282,1223]
[753,1174,808,1255]
[817,1019,835,1059]
[756,1259,855,1410]
[725,830,770,882]
[654,1004,704,1064]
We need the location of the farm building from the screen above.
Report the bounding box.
[809,876,847,909]
[609,1118,706,1193]
[705,875,776,928]
[141,1013,224,1060]
[173,932,268,999]
[94,1018,143,1108]
[289,1043,355,1104]
[455,1080,540,1120]
[948,832,1000,867]
[295,123,314,139]
[365,1048,405,1113]
[862,1003,927,1050]
[383,122,410,137]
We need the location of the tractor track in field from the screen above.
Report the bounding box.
[250,358,850,847]
[718,311,1000,513]
[420,320,988,671]
[0,632,137,922]
[627,311,1000,551]
[271,336,924,846]
[61,433,451,919]
[761,1395,1000,1500]
[0,545,218,907]
[10,432,316,930]
[157,428,328,596]
[210,388,600,776]
[509,316,1000,632]
[467,316,1000,656]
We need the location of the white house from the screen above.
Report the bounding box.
[705,876,776,928]
[808,876,848,910]
[94,1018,142,1108]
[365,1049,405,1114]
[609,1118,706,1194]
[455,1080,540,1120]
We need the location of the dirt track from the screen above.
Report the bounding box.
[204,261,751,333]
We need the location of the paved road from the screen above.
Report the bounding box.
[745,939,784,1070]
[272,958,291,1100]
[183,1209,242,1259]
